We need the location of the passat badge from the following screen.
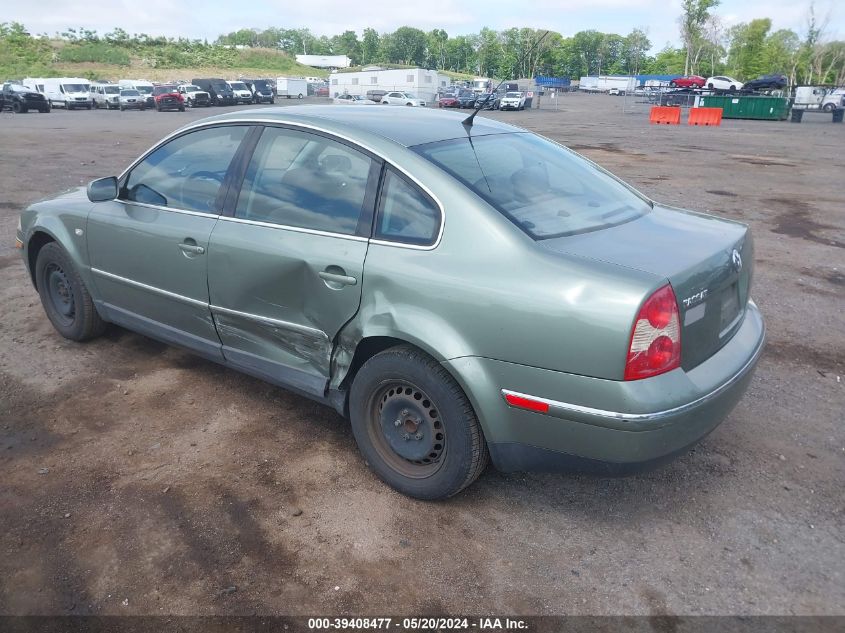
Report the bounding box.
[731,249,743,272]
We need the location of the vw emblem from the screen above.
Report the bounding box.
[731,249,743,272]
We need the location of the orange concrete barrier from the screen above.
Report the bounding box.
[688,107,723,126]
[649,106,681,125]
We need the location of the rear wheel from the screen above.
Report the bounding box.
[12,102,22,114]
[35,242,106,342]
[349,345,489,500]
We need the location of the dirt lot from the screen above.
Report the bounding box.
[0,95,843,617]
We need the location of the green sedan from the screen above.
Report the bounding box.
[16,107,765,499]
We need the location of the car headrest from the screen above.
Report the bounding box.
[321,154,352,175]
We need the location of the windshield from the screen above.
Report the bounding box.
[211,82,229,90]
[63,84,89,93]
[184,86,199,92]
[413,133,651,240]
[121,90,140,96]
[230,82,247,90]
[136,86,153,94]
[10,84,30,93]
[104,86,120,94]
[506,92,521,98]
[252,81,270,90]
[153,86,176,95]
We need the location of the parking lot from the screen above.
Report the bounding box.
[0,94,842,616]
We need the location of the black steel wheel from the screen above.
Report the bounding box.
[349,345,489,499]
[35,242,106,341]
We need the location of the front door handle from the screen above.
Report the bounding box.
[319,271,357,287]
[178,243,205,255]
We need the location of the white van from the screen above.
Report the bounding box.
[821,87,845,112]
[118,80,155,107]
[24,77,92,109]
[91,82,121,109]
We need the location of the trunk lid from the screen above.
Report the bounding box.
[540,205,753,371]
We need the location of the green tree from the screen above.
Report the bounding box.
[727,18,772,79]
[623,28,651,75]
[388,26,427,65]
[361,28,380,65]
[679,0,720,75]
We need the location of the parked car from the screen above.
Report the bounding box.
[474,93,500,110]
[333,94,376,105]
[243,79,275,104]
[742,74,788,91]
[118,80,155,108]
[191,78,235,106]
[438,94,459,108]
[315,85,330,97]
[152,85,185,112]
[1,82,50,113]
[607,87,626,96]
[118,89,146,111]
[227,81,254,105]
[177,84,211,107]
[705,76,743,92]
[91,83,121,109]
[381,91,426,107]
[456,90,477,108]
[16,106,764,500]
[499,91,526,111]
[669,76,706,88]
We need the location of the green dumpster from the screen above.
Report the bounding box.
[700,95,789,120]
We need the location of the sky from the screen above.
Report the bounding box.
[6,0,842,53]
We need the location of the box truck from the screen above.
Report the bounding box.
[276,77,307,99]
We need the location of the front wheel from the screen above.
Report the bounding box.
[12,102,22,114]
[35,242,106,341]
[823,103,835,112]
[349,345,489,500]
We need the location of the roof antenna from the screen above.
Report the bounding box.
[462,29,550,129]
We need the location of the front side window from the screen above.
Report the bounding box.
[235,127,373,235]
[375,170,440,246]
[122,126,248,213]
[413,133,650,239]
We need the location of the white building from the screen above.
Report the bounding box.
[329,68,451,103]
[296,54,351,69]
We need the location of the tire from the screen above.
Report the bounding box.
[298,93,303,99]
[349,345,489,500]
[179,105,185,112]
[708,83,714,90]
[40,105,50,113]
[670,80,677,88]
[119,105,125,111]
[35,242,106,342]
[729,85,736,92]
[11,101,22,114]
[823,103,835,112]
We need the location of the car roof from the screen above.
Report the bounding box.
[195,105,520,147]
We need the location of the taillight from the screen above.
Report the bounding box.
[625,284,681,381]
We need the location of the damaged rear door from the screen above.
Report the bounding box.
[207,125,380,397]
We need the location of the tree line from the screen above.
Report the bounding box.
[2,1,843,85]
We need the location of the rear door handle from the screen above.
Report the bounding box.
[178,243,205,255]
[319,271,357,286]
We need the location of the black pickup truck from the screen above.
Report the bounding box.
[1,82,50,113]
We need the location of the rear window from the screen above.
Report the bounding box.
[413,133,651,239]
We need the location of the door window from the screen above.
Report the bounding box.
[235,127,373,235]
[375,169,440,246]
[122,125,248,213]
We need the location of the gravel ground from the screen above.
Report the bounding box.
[0,95,843,616]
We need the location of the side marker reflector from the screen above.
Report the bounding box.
[504,393,550,413]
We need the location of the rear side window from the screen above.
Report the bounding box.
[235,126,373,235]
[122,126,248,213]
[375,169,440,246]
[413,133,650,239]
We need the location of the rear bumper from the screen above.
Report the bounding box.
[444,301,765,473]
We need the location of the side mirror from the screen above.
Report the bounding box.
[87,176,118,202]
